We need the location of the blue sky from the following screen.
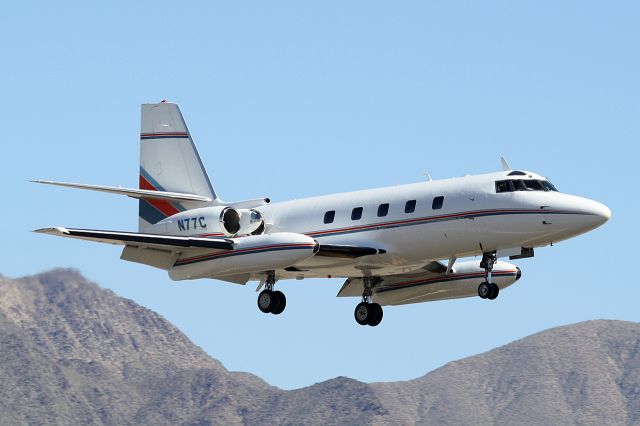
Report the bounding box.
[2,1,638,389]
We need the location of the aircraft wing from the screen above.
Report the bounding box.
[34,227,233,250]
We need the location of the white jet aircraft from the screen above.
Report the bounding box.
[34,101,611,326]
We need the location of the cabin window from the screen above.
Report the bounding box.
[351,207,363,220]
[323,210,335,224]
[432,196,444,210]
[405,200,416,213]
[377,203,389,217]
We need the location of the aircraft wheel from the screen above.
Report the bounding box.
[487,284,500,300]
[271,291,286,315]
[478,282,491,299]
[367,303,383,327]
[258,290,276,313]
[354,302,371,325]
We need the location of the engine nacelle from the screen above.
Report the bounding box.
[155,206,265,237]
[169,232,318,280]
[219,207,265,236]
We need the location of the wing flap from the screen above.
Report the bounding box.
[34,227,233,250]
[120,245,177,270]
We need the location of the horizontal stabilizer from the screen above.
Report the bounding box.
[34,227,233,250]
[32,180,212,203]
[316,244,386,259]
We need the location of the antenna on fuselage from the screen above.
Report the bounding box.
[422,171,433,182]
[500,157,512,171]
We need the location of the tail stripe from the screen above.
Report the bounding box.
[138,167,185,224]
[139,199,170,224]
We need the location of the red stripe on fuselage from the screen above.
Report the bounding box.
[305,208,568,237]
[139,175,180,217]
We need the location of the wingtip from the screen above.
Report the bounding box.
[33,226,69,235]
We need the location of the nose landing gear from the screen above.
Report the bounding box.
[354,275,383,326]
[478,251,500,300]
[257,271,287,315]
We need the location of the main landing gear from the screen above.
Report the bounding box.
[478,251,500,300]
[354,276,383,327]
[257,271,286,315]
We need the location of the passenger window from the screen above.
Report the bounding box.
[323,210,335,224]
[377,203,389,217]
[432,196,444,210]
[351,207,363,220]
[405,200,416,213]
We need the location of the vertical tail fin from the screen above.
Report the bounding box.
[139,101,216,231]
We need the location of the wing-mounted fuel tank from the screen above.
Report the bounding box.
[169,232,319,281]
[339,260,522,306]
[154,206,265,237]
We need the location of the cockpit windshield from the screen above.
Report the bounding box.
[495,179,558,193]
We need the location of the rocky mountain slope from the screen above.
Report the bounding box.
[1,269,638,425]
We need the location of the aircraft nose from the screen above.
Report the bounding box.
[586,199,611,227]
[570,197,611,234]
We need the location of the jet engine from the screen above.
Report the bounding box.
[219,207,264,236]
[156,206,265,237]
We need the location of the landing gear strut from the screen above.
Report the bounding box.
[354,275,383,326]
[257,271,286,315]
[478,251,499,300]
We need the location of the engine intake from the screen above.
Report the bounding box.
[220,207,264,236]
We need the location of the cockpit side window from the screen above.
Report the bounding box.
[524,180,543,190]
[496,179,559,193]
[495,180,512,193]
[512,180,528,191]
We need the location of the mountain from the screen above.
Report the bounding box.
[0,269,638,425]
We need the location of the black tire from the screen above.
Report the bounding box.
[368,303,383,327]
[258,290,275,313]
[271,291,286,315]
[354,302,370,325]
[487,284,500,300]
[478,282,491,299]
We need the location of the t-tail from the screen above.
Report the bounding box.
[139,102,217,232]
[33,101,270,235]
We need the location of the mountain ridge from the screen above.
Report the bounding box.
[1,269,638,425]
